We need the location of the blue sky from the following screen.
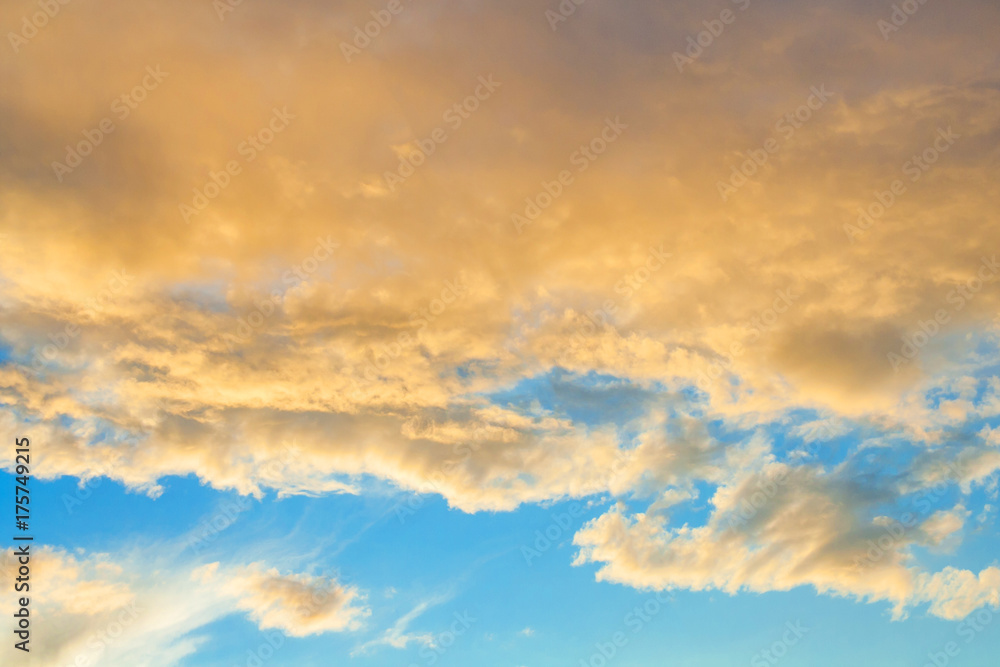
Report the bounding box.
[5,459,998,667]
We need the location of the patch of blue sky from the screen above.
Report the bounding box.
[661,480,718,526]
[484,368,660,428]
[449,358,504,382]
[10,466,997,667]
[850,440,923,480]
[63,415,143,448]
[4,473,218,553]
[167,280,232,313]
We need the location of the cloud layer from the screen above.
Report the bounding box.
[1,0,998,636]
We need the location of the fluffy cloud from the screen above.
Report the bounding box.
[573,461,998,621]
[198,562,370,636]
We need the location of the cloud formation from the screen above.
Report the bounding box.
[199,561,370,636]
[1,0,998,633]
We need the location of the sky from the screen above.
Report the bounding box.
[1,0,1000,665]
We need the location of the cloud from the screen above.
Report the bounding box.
[572,461,999,621]
[4,546,133,616]
[352,597,444,655]
[914,567,1000,621]
[198,562,370,636]
[919,505,969,550]
[0,545,368,665]
[0,546,212,666]
[1,0,999,638]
